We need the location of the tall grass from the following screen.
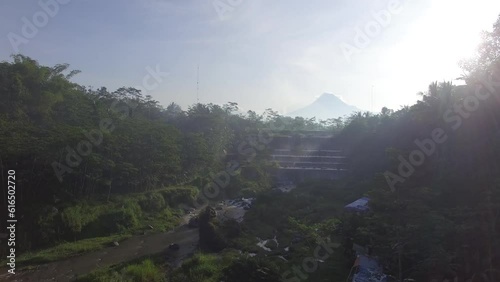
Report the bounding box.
[77,258,165,282]
[124,259,165,282]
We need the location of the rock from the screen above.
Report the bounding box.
[112,241,119,247]
[207,207,217,218]
[168,243,180,251]
[188,217,199,228]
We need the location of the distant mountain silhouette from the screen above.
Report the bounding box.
[288,93,360,120]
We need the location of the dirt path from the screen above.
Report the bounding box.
[1,214,200,282]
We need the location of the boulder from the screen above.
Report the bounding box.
[168,243,180,251]
[188,217,199,228]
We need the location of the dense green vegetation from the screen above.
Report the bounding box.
[8,186,195,267]
[0,52,349,262]
[334,16,500,281]
[0,53,343,258]
[0,53,265,258]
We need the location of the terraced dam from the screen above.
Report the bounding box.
[268,132,348,182]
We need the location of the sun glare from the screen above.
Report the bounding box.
[378,0,500,108]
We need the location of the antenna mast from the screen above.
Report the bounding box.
[371,85,374,113]
[196,63,200,103]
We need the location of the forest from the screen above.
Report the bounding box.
[1,13,500,282]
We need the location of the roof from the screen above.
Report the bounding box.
[355,255,379,269]
[352,255,388,282]
[344,197,370,212]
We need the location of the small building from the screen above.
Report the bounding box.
[344,197,370,213]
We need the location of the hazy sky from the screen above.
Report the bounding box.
[1,0,500,114]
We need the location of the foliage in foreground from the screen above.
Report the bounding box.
[77,259,165,282]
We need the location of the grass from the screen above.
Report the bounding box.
[15,234,131,267]
[123,259,165,282]
[14,205,185,268]
[11,208,185,268]
[169,253,223,282]
[76,250,225,282]
[136,207,184,233]
[77,257,166,282]
[11,186,195,268]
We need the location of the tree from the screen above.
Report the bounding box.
[460,15,500,81]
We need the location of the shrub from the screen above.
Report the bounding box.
[139,192,165,212]
[160,186,198,207]
[61,204,99,238]
[112,207,139,230]
[94,205,139,235]
[122,199,142,218]
[37,206,60,244]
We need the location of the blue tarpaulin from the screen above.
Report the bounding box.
[352,255,388,282]
[344,197,370,212]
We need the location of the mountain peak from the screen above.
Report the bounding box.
[316,93,343,102]
[288,93,359,120]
